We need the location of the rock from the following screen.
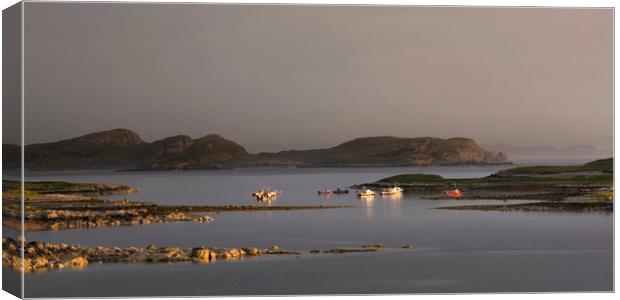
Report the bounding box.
[67,256,88,269]
[165,212,187,220]
[5,239,18,253]
[10,257,33,273]
[209,251,217,261]
[25,245,37,257]
[160,247,181,254]
[310,249,321,254]
[32,256,49,270]
[323,247,383,254]
[244,247,261,256]
[196,215,214,223]
[191,248,212,262]
[371,243,384,248]
[146,244,157,251]
[219,248,246,260]
[401,245,415,249]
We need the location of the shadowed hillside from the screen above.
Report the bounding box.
[4,129,508,171]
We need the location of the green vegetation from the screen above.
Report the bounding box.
[379,174,612,185]
[3,180,91,192]
[585,190,614,201]
[377,158,613,186]
[379,174,445,183]
[2,180,135,202]
[501,158,612,175]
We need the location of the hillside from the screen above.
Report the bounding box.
[255,136,507,167]
[4,129,508,171]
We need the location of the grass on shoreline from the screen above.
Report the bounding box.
[378,158,613,186]
[499,158,612,175]
[3,180,93,192]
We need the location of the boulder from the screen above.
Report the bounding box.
[31,256,49,270]
[244,247,261,256]
[191,248,212,262]
[66,256,88,269]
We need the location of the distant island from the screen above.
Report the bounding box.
[483,143,612,158]
[3,128,508,171]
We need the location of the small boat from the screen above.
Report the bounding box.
[333,188,349,194]
[317,189,332,195]
[357,188,376,197]
[381,186,404,195]
[252,186,281,202]
[443,189,462,198]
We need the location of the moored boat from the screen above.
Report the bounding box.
[381,186,404,195]
[318,189,332,195]
[443,189,462,198]
[252,186,281,201]
[357,188,376,197]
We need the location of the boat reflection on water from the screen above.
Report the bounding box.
[381,192,402,219]
[381,192,403,201]
[358,195,375,206]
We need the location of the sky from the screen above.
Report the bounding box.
[19,3,613,152]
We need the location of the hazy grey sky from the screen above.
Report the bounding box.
[23,3,612,152]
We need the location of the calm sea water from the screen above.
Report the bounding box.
[11,164,613,296]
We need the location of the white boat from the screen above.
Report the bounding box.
[381,186,404,195]
[357,189,376,197]
[252,186,281,202]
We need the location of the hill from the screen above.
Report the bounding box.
[4,129,508,171]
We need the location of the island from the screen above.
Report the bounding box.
[359,158,613,212]
[3,128,508,171]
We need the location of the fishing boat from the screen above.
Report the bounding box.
[381,186,404,195]
[252,186,281,202]
[357,188,376,197]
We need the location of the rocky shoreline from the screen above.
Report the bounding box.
[358,158,613,213]
[3,180,352,231]
[5,203,352,231]
[2,238,411,274]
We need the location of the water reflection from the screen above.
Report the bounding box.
[19,166,614,296]
[380,193,402,219]
[380,193,403,202]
